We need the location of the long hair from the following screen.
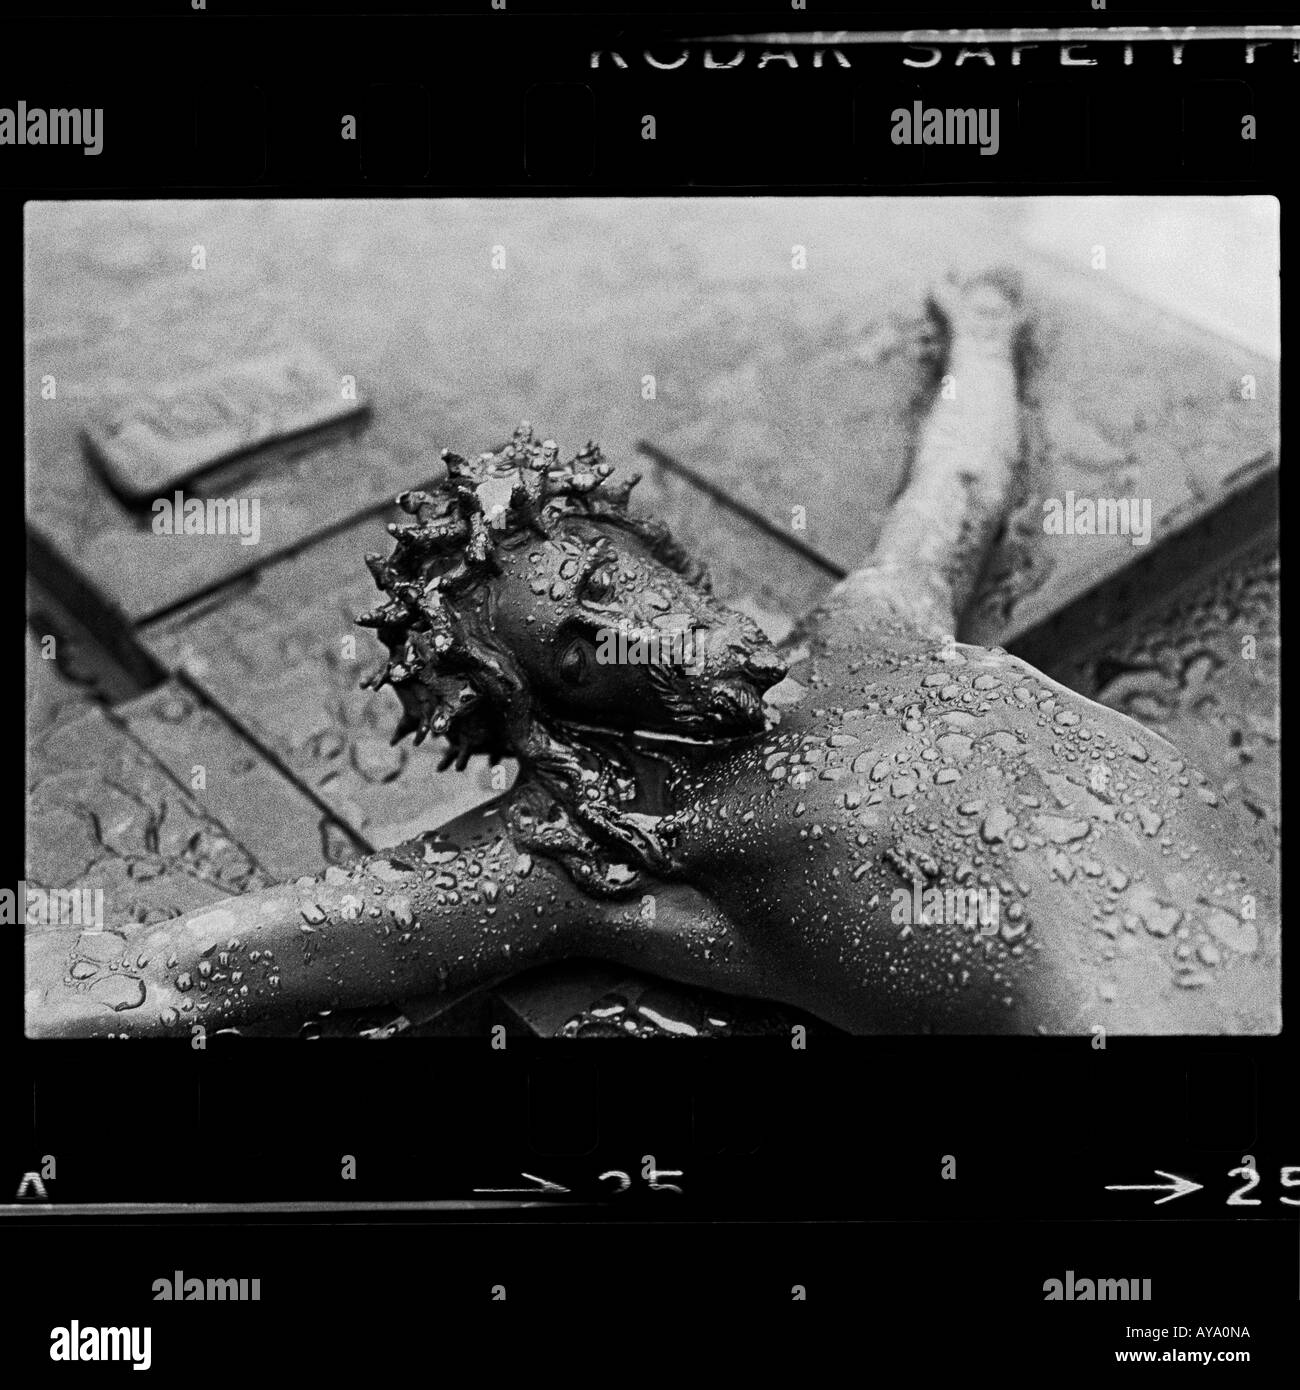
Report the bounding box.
[358,421,708,894]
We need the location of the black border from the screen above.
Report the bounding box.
[5,3,1296,1353]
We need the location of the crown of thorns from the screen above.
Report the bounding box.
[357,421,707,765]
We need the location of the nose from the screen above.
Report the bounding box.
[702,620,787,685]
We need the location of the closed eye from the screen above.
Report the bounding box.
[558,636,592,685]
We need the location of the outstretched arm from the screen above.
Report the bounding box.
[25,796,766,1038]
[824,270,1025,639]
[24,800,598,1038]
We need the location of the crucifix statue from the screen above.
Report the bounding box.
[26,272,1278,1036]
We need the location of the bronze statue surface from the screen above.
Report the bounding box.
[25,274,1280,1036]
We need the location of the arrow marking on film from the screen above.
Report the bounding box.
[1104,1170,1203,1205]
[472,1172,570,1196]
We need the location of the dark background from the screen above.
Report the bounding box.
[3,2,1297,1356]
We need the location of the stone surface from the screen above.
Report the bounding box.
[25,701,274,932]
[25,632,97,743]
[139,504,517,856]
[82,347,369,504]
[118,679,358,883]
[1043,543,1279,860]
[29,200,1272,641]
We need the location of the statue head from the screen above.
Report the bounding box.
[359,422,786,894]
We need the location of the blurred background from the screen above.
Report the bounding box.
[1017,196,1278,359]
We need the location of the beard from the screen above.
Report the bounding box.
[646,662,770,735]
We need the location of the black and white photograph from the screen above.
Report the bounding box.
[24,196,1279,1037]
[5,10,1297,1362]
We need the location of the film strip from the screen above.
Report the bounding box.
[4,3,1296,1368]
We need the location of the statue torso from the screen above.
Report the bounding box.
[652,625,1277,1034]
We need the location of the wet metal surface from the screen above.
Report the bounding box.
[24,200,1280,1037]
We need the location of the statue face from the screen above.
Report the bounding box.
[487,518,786,735]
